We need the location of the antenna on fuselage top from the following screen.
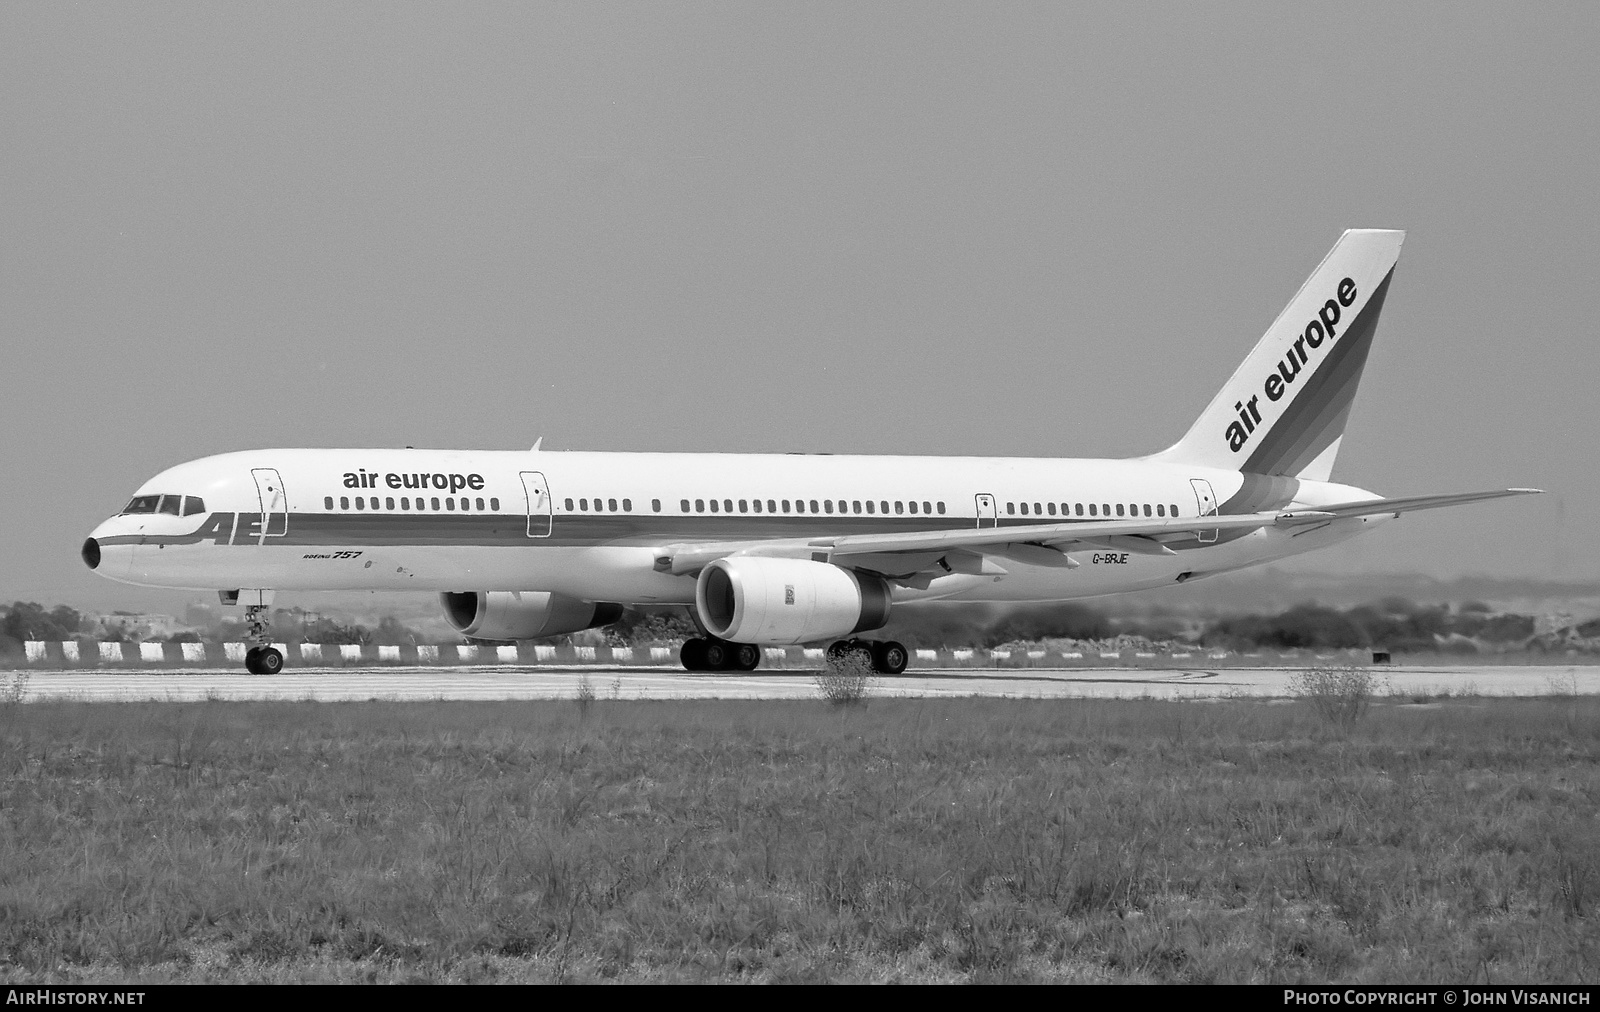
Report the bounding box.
[531,437,543,451]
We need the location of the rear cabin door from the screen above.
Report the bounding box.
[521,471,553,537]
[251,468,288,541]
[1190,478,1218,544]
[974,493,998,528]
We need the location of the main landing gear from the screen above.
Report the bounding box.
[680,637,762,672]
[243,603,284,675]
[677,636,909,675]
[827,638,909,676]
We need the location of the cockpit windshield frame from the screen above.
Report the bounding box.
[121,494,204,516]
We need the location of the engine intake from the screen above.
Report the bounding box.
[441,591,623,641]
[695,557,890,645]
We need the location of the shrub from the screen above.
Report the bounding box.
[1287,664,1376,732]
[2,602,83,643]
[0,669,28,705]
[1479,614,1536,642]
[813,650,875,704]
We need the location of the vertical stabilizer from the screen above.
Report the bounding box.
[1151,229,1404,480]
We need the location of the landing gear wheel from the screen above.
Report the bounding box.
[850,640,874,668]
[826,640,851,663]
[680,638,707,671]
[241,601,279,675]
[872,640,908,676]
[244,646,284,675]
[702,640,730,671]
[732,642,762,671]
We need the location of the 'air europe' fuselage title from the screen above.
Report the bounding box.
[342,469,486,493]
[1225,276,1358,453]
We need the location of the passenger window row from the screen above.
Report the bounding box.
[1004,501,1183,518]
[677,498,946,516]
[318,492,1187,522]
[563,498,634,512]
[321,493,955,519]
[325,496,500,512]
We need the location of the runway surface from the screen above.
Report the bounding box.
[2,665,1594,702]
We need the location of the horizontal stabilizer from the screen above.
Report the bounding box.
[1276,488,1543,524]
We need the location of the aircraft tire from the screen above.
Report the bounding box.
[872,640,908,676]
[257,647,284,675]
[732,642,761,671]
[702,639,730,670]
[849,640,874,668]
[244,647,262,675]
[826,640,850,663]
[680,638,707,671]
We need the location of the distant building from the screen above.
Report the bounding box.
[89,612,183,640]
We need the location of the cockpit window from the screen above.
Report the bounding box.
[121,493,205,516]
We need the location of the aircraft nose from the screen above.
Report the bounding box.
[81,537,101,570]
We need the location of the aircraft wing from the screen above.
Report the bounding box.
[653,488,1540,577]
[656,511,1279,576]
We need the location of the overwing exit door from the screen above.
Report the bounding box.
[975,493,998,528]
[521,471,553,537]
[250,468,288,541]
[1190,478,1218,543]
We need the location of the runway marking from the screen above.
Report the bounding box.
[2,665,1595,702]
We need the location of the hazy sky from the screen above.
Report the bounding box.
[3,3,1596,612]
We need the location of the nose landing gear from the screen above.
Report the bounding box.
[245,644,284,675]
[241,599,283,675]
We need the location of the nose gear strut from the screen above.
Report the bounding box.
[242,601,283,675]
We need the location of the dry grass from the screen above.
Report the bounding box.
[0,697,1595,983]
[1287,665,1381,732]
[812,651,877,704]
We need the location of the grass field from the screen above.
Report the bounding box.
[0,695,1595,983]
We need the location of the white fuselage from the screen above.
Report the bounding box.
[86,448,1388,605]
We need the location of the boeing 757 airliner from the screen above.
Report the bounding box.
[82,230,1539,674]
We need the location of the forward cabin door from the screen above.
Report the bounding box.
[1190,478,1218,544]
[250,468,288,543]
[521,471,553,537]
[974,493,998,528]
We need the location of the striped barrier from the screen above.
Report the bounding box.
[13,640,1373,668]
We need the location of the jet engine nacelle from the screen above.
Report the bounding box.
[694,556,891,645]
[441,591,623,641]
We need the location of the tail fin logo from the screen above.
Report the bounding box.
[1225,277,1359,453]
